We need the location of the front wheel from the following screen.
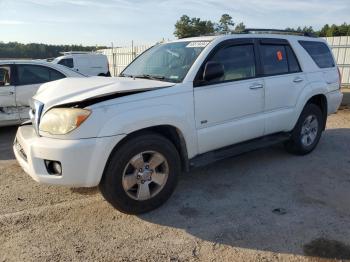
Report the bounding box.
[99,133,181,214]
[285,103,324,155]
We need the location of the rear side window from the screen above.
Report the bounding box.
[49,68,65,81]
[17,65,65,85]
[260,44,301,75]
[58,58,74,68]
[299,41,335,68]
[208,44,256,83]
[260,45,289,75]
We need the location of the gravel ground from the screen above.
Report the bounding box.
[1,109,350,262]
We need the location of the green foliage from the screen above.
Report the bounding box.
[217,14,235,34]
[174,14,246,38]
[174,15,215,39]
[175,13,350,39]
[234,22,246,33]
[0,42,107,59]
[287,23,350,37]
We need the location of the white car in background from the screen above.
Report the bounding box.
[0,60,84,126]
[52,52,111,77]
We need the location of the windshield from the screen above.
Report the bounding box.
[121,41,209,83]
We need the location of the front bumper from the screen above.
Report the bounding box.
[13,125,125,187]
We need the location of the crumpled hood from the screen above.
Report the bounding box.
[34,76,175,110]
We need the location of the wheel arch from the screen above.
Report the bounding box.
[290,80,329,131]
[306,94,328,130]
[105,125,191,173]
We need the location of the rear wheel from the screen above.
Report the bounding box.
[99,133,181,214]
[285,103,324,155]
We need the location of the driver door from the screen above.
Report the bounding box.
[0,64,19,124]
[194,39,265,154]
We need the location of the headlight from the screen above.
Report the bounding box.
[39,108,91,135]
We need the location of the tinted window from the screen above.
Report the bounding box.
[299,41,335,68]
[207,44,256,83]
[49,68,65,81]
[260,45,289,75]
[58,58,74,68]
[286,46,301,73]
[17,65,65,85]
[17,65,50,85]
[0,66,11,86]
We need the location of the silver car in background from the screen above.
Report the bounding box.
[0,60,84,126]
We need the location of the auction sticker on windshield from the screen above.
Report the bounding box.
[186,41,210,48]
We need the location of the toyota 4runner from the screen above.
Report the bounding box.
[14,30,343,214]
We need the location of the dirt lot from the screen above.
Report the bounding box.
[1,109,350,262]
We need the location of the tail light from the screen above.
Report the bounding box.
[337,67,342,89]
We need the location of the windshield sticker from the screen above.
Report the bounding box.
[186,41,210,48]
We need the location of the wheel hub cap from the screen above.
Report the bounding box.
[301,114,318,147]
[137,165,153,183]
[122,151,169,201]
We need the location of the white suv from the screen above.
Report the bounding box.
[14,31,343,214]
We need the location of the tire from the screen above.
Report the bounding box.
[99,133,181,214]
[284,103,324,155]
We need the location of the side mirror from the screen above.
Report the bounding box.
[203,61,224,82]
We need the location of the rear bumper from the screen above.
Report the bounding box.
[14,125,124,187]
[327,90,343,115]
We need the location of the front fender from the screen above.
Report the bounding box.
[97,104,198,158]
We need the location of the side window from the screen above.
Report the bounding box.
[207,44,256,83]
[17,65,50,85]
[286,46,301,73]
[299,41,335,68]
[49,68,66,81]
[0,66,11,86]
[260,45,289,75]
[58,58,74,68]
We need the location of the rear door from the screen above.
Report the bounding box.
[258,39,306,134]
[194,39,265,154]
[74,56,90,75]
[0,64,19,123]
[15,64,66,119]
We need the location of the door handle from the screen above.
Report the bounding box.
[293,77,304,83]
[249,83,263,89]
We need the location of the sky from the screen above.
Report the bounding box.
[0,0,349,46]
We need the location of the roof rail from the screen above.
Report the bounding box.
[242,28,317,37]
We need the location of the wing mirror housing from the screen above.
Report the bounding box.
[203,61,224,82]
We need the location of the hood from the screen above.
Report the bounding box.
[34,76,175,110]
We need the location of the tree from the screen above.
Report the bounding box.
[319,24,330,37]
[0,42,106,59]
[217,14,235,34]
[234,22,246,33]
[174,15,215,39]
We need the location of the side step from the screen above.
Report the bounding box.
[189,133,291,168]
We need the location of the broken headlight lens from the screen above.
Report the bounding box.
[39,108,91,135]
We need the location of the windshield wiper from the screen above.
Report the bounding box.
[133,74,166,81]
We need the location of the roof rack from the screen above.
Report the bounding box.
[242,28,317,37]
